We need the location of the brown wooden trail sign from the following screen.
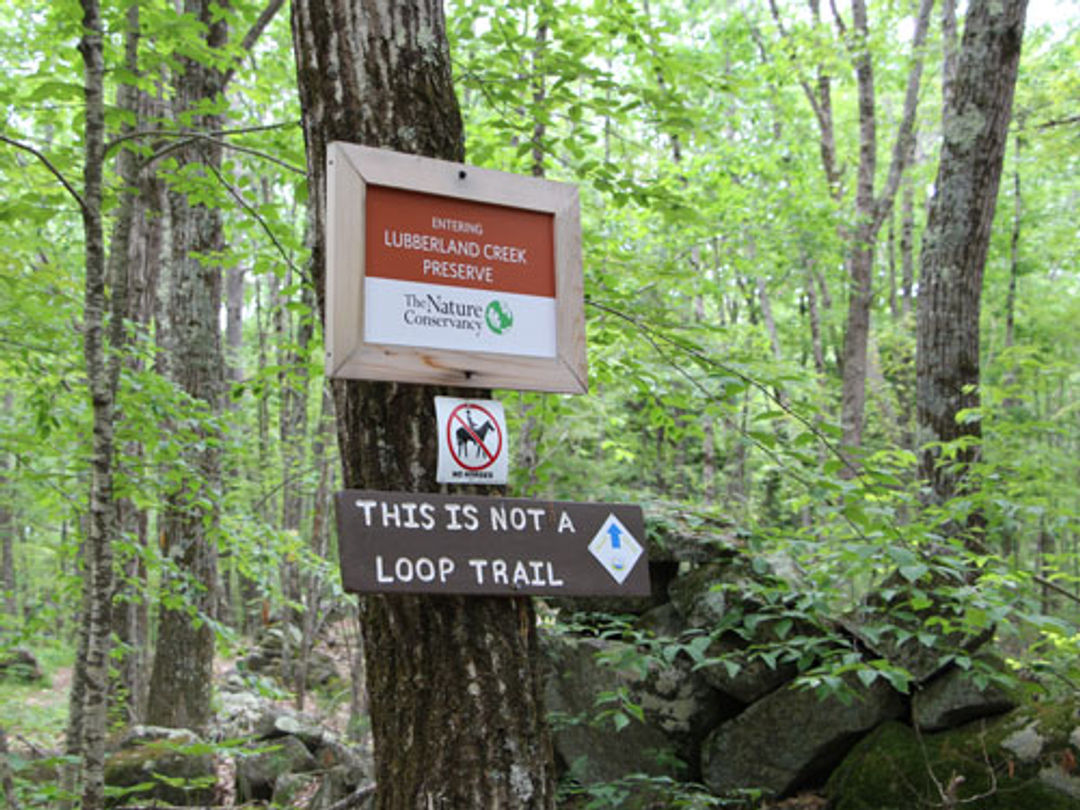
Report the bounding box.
[335,490,650,597]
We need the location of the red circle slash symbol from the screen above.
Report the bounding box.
[447,403,503,471]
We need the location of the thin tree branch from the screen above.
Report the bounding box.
[587,300,865,488]
[1030,571,1080,607]
[764,0,844,197]
[142,133,305,175]
[873,0,934,231]
[0,133,87,213]
[763,4,822,123]
[1035,113,1080,130]
[205,160,310,284]
[324,782,377,810]
[829,0,849,38]
[222,0,288,88]
[104,120,300,156]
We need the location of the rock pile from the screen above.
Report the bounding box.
[543,514,1079,807]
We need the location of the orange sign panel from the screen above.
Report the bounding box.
[366,185,556,298]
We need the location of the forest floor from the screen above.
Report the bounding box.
[2,620,360,754]
[1,642,72,754]
[2,632,833,808]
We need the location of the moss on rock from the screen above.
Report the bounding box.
[828,702,1080,810]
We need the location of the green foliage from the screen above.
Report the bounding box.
[559,772,752,809]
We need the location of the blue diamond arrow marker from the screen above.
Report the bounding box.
[607,522,622,549]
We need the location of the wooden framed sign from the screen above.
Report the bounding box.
[326,142,587,393]
[335,490,649,597]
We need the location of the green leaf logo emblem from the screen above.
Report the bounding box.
[485,300,514,335]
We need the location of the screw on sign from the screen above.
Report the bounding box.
[447,402,503,471]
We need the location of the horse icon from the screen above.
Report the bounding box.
[456,414,495,459]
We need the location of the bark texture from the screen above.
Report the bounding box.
[109,3,160,724]
[145,0,228,731]
[291,1,555,807]
[916,0,1027,524]
[74,1,120,806]
[1,393,14,619]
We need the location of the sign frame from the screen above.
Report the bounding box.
[326,142,587,393]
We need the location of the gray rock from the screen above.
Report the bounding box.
[243,630,341,690]
[309,776,376,810]
[303,649,342,687]
[1039,765,1080,800]
[105,731,214,807]
[828,701,1080,809]
[696,633,798,704]
[255,707,326,749]
[542,631,731,784]
[0,648,42,682]
[841,594,994,686]
[236,735,318,802]
[636,596,798,704]
[634,603,684,639]
[667,556,783,631]
[214,689,265,739]
[272,771,320,806]
[912,667,1015,732]
[668,563,735,628]
[550,561,678,617]
[645,513,739,564]
[1001,721,1045,763]
[701,675,904,798]
[311,735,369,781]
[113,724,199,751]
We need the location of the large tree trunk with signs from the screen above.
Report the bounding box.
[916,0,1027,539]
[291,1,555,808]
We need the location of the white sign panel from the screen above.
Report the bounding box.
[364,278,556,358]
[435,397,509,486]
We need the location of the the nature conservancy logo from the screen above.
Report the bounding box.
[485,300,514,335]
[402,291,514,338]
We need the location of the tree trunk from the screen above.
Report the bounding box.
[220,259,245,625]
[1005,126,1022,352]
[145,0,228,732]
[291,1,555,807]
[515,17,549,494]
[900,178,915,317]
[73,0,125,804]
[1,393,15,621]
[838,0,932,451]
[276,267,312,683]
[296,384,335,711]
[916,0,1027,536]
[695,295,717,502]
[887,214,899,320]
[109,6,161,724]
[805,266,826,376]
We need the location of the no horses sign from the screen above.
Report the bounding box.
[435,397,508,486]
